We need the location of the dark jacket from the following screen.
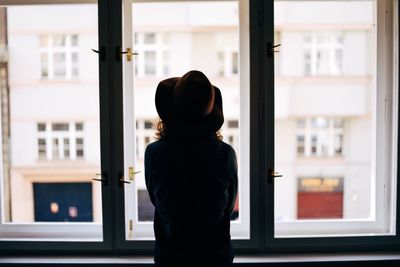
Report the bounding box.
[144,136,238,267]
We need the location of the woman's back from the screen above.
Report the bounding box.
[145,136,237,267]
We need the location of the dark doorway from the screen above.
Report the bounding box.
[33,182,93,222]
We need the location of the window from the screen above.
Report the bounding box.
[36,122,85,160]
[223,119,239,151]
[0,3,102,245]
[0,0,398,256]
[123,0,248,241]
[274,0,398,241]
[133,32,169,77]
[304,32,344,76]
[40,34,79,79]
[217,49,239,77]
[295,118,344,157]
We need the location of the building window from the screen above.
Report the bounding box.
[37,122,84,160]
[133,32,169,77]
[304,32,344,76]
[135,119,156,159]
[296,117,344,157]
[222,119,239,152]
[76,138,84,159]
[39,34,79,79]
[217,50,239,77]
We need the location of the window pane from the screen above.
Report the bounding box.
[75,122,83,131]
[52,123,69,131]
[40,53,48,78]
[53,35,66,47]
[144,33,156,44]
[71,35,78,46]
[53,53,66,77]
[76,138,84,159]
[1,4,102,240]
[38,138,47,160]
[63,138,70,158]
[71,52,79,78]
[274,0,394,237]
[125,0,249,240]
[37,123,46,132]
[232,51,239,74]
[52,138,59,159]
[144,51,156,75]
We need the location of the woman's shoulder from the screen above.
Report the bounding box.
[145,140,169,155]
[218,141,236,154]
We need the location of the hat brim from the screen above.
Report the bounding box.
[155,77,224,135]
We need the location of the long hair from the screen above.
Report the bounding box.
[155,119,223,141]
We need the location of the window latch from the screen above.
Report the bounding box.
[119,172,131,187]
[91,47,106,61]
[267,43,281,57]
[92,172,108,186]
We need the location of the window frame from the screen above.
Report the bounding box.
[0,0,398,256]
[121,0,250,247]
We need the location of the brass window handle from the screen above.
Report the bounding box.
[117,47,139,61]
[129,167,141,181]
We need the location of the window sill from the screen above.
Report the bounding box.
[1,252,400,265]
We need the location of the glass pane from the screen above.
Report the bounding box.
[144,51,156,75]
[274,0,380,237]
[1,4,102,240]
[124,0,249,240]
[40,53,48,78]
[53,35,66,47]
[53,53,66,77]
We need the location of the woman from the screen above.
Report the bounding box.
[145,70,238,267]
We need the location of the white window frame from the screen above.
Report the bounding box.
[274,0,398,238]
[122,0,250,241]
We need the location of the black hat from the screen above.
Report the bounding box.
[155,70,224,135]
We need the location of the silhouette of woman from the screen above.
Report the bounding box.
[145,70,238,267]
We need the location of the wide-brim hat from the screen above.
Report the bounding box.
[155,70,224,136]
